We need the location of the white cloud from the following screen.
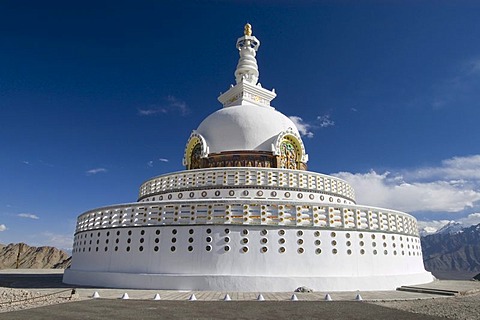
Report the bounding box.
[466,58,480,74]
[38,232,73,250]
[431,58,480,109]
[317,115,335,128]
[333,154,480,213]
[147,158,169,168]
[138,96,189,117]
[289,116,314,138]
[86,168,107,175]
[138,107,167,116]
[289,114,335,138]
[39,160,54,167]
[166,95,189,116]
[17,213,40,220]
[460,212,480,226]
[0,224,7,232]
[403,155,480,182]
[22,160,30,165]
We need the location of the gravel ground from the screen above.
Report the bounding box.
[1,286,479,319]
[372,292,480,320]
[0,287,78,313]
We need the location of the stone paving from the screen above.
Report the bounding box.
[67,287,444,301]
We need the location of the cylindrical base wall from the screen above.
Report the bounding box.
[64,225,434,291]
[63,269,433,292]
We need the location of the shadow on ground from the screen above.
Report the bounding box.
[0,300,445,320]
[0,273,70,289]
[430,270,478,280]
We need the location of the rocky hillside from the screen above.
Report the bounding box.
[0,243,71,269]
[421,223,480,272]
[53,256,71,269]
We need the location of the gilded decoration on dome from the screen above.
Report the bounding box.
[190,143,202,169]
[280,140,298,170]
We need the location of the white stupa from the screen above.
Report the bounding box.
[63,24,434,291]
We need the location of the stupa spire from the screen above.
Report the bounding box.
[218,24,276,108]
[235,23,261,85]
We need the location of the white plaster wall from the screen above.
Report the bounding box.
[140,189,355,206]
[67,225,432,291]
[138,167,356,202]
[196,105,300,153]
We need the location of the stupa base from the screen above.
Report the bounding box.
[63,269,434,292]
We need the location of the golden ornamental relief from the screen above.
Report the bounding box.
[279,140,298,170]
[189,143,202,170]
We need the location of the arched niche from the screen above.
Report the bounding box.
[273,129,308,170]
[182,131,209,170]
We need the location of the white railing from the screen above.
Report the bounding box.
[75,201,418,236]
[138,168,355,202]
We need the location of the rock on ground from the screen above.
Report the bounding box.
[0,287,77,313]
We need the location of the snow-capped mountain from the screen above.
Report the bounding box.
[421,223,480,274]
[435,221,465,235]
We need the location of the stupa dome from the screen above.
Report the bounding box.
[196,104,299,154]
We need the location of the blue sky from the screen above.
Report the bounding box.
[1,1,480,249]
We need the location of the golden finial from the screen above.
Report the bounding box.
[244,23,252,36]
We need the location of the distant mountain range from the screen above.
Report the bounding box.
[421,223,480,275]
[433,221,466,236]
[0,243,70,269]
